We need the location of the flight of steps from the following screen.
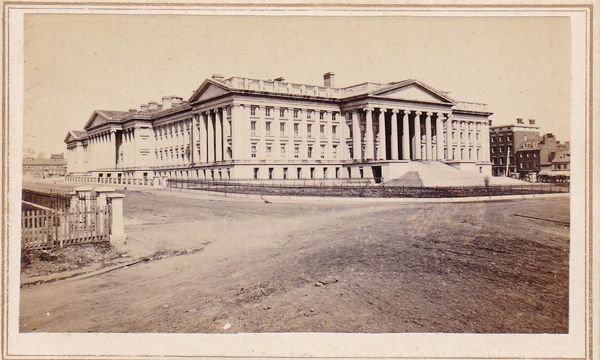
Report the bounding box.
[384,162,528,187]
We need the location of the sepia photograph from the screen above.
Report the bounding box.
[2,2,597,359]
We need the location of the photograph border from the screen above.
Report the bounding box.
[1,1,596,359]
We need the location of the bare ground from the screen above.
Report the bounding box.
[19,189,569,333]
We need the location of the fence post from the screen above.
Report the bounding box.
[106,193,126,246]
[95,187,116,234]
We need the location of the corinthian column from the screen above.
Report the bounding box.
[402,110,410,160]
[207,111,215,163]
[436,113,445,161]
[364,107,374,160]
[391,109,399,160]
[425,112,432,160]
[378,109,386,160]
[446,114,453,160]
[352,110,361,160]
[414,111,422,160]
[216,109,223,162]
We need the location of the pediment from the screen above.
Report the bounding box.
[189,79,230,103]
[374,81,454,104]
[83,112,110,130]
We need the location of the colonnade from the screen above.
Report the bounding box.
[85,130,116,169]
[345,107,487,163]
[191,107,232,164]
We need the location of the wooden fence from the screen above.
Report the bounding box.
[21,206,111,250]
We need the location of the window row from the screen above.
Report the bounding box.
[250,106,338,121]
[250,121,339,139]
[250,143,340,159]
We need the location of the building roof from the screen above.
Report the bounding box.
[23,157,67,166]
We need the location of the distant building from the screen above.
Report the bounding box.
[538,133,570,182]
[23,153,67,177]
[489,118,540,178]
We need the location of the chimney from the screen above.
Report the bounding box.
[516,118,524,124]
[140,104,149,112]
[148,101,160,110]
[529,118,536,125]
[211,74,224,81]
[274,77,285,82]
[323,72,335,87]
[161,96,182,109]
[129,108,137,113]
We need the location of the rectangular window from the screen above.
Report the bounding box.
[320,144,326,158]
[268,167,274,179]
[310,167,315,179]
[294,146,300,158]
[320,111,325,120]
[320,124,325,137]
[332,125,337,138]
[307,145,313,158]
[251,121,257,136]
[294,123,299,136]
[283,167,288,179]
[280,122,286,136]
[307,111,312,120]
[280,108,285,118]
[266,144,272,157]
[332,113,337,121]
[251,106,257,116]
[266,107,272,117]
[251,143,257,158]
[280,144,286,156]
[253,167,259,179]
[359,167,364,179]
[265,121,271,136]
[307,124,312,138]
[332,145,338,158]
[323,168,328,178]
[297,167,302,179]
[294,109,300,119]
[335,167,340,178]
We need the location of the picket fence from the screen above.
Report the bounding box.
[21,206,111,250]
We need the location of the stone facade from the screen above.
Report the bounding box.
[65,73,493,183]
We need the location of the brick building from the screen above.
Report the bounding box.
[489,118,540,178]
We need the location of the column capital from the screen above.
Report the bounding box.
[392,109,399,114]
[363,107,374,113]
[426,111,434,117]
[415,111,423,116]
[379,108,387,114]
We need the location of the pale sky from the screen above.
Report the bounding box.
[24,14,571,155]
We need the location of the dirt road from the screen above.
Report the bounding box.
[20,190,569,333]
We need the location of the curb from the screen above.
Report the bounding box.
[21,259,144,287]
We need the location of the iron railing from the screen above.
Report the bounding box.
[165,179,569,198]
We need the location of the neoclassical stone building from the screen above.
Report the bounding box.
[65,73,492,183]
